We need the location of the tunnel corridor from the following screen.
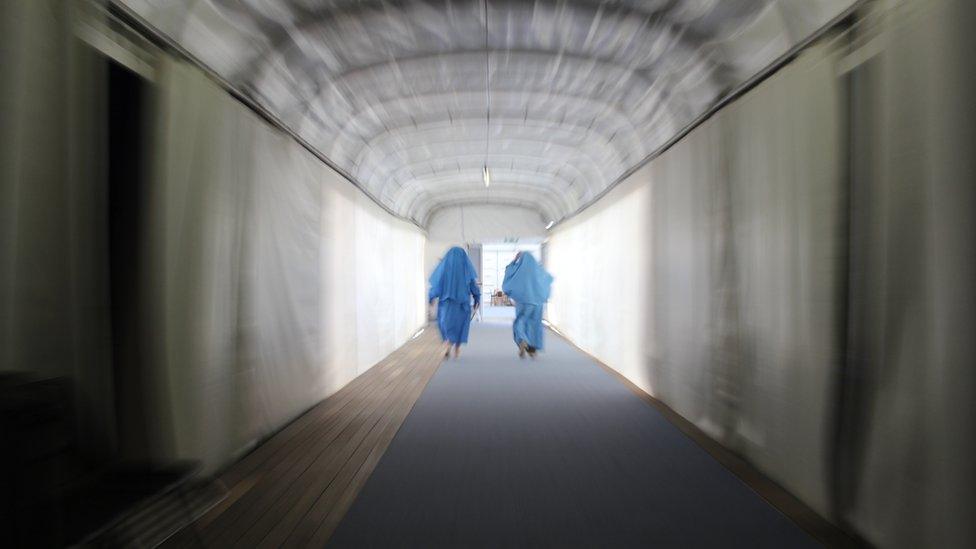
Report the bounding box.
[164,318,841,547]
[2,0,975,548]
[330,321,821,548]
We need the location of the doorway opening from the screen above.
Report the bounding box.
[480,242,542,322]
[107,60,150,461]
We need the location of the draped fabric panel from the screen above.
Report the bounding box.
[1,0,75,380]
[548,4,976,543]
[846,1,976,546]
[723,46,844,516]
[546,177,650,389]
[145,59,249,468]
[0,0,116,458]
[242,124,324,443]
[548,38,839,534]
[145,58,427,472]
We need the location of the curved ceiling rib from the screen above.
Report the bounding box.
[118,0,858,227]
[360,138,620,191]
[239,1,704,81]
[301,83,654,140]
[348,117,637,168]
[408,186,566,225]
[374,152,598,198]
[377,158,593,203]
[392,169,581,219]
[316,91,644,154]
[322,96,646,165]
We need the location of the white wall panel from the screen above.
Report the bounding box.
[547,173,651,389]
[846,1,976,547]
[548,41,843,519]
[548,8,976,543]
[145,58,426,472]
[0,0,117,457]
[319,170,356,395]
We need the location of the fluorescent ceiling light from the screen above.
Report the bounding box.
[545,220,554,230]
[483,166,490,188]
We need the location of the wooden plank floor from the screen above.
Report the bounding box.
[163,326,446,548]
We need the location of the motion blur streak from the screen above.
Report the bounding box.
[1,0,974,547]
[548,5,976,545]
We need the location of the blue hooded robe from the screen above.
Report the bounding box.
[428,247,480,344]
[502,252,553,350]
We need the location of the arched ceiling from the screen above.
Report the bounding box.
[118,0,856,226]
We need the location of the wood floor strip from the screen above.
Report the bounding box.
[203,348,423,545]
[217,342,418,490]
[290,351,442,547]
[271,371,430,546]
[239,359,424,546]
[164,326,445,548]
[307,357,441,546]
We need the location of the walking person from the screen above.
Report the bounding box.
[502,252,553,358]
[428,246,480,359]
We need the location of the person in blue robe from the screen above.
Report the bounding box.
[502,252,553,358]
[428,246,480,358]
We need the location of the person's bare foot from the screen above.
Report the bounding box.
[453,345,461,359]
[518,340,528,358]
[527,346,537,359]
[443,342,452,358]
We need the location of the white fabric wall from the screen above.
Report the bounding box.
[0,0,116,457]
[546,176,651,390]
[547,3,976,545]
[0,0,75,378]
[145,58,426,472]
[551,38,838,525]
[845,1,975,547]
[550,45,844,519]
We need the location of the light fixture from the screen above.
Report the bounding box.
[483,4,491,192]
[545,220,555,230]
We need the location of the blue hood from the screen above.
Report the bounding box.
[502,252,553,305]
[429,246,478,302]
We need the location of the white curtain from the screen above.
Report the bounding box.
[0,0,115,458]
[552,41,845,518]
[846,1,975,547]
[548,3,976,543]
[145,58,427,472]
